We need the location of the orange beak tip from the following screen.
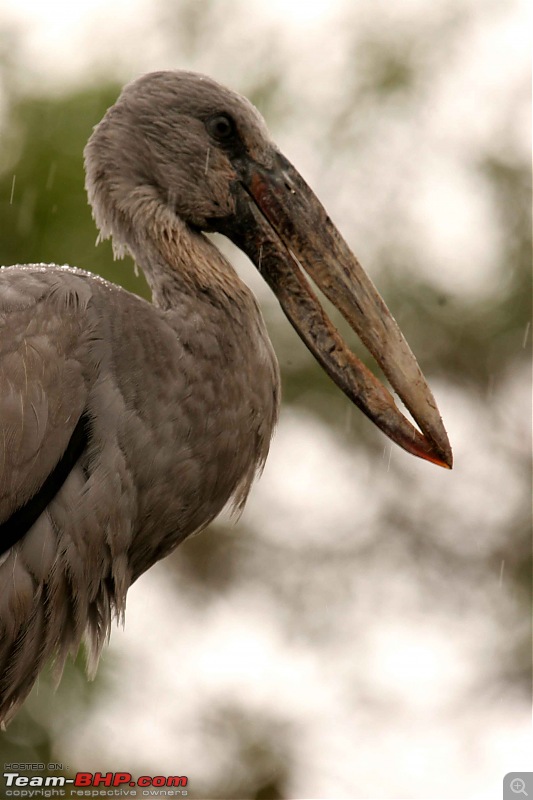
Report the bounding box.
[424,449,453,470]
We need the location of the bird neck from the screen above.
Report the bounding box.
[128,213,253,315]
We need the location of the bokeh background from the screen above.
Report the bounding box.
[0,0,530,798]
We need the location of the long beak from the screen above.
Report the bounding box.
[224,151,452,469]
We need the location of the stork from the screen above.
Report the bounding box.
[0,71,452,724]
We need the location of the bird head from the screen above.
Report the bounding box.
[85,70,452,469]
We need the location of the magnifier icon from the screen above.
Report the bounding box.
[511,778,528,796]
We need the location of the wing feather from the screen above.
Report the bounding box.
[0,267,96,528]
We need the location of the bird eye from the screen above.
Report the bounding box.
[207,114,236,142]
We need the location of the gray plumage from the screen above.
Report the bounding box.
[0,71,451,725]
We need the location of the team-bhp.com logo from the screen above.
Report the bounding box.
[3,771,188,797]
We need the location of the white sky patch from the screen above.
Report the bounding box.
[366,622,469,709]
[407,153,503,298]
[256,0,340,29]
[1,0,154,87]
[241,409,381,548]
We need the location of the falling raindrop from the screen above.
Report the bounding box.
[46,162,57,190]
[344,404,353,433]
[522,321,530,349]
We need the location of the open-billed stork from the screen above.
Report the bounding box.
[0,71,452,724]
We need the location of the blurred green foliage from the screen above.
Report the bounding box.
[0,84,150,298]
